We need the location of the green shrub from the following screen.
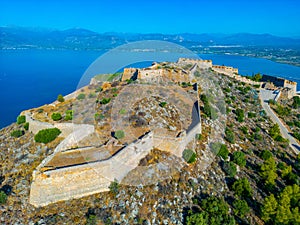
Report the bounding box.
[259,150,273,160]
[11,130,24,138]
[65,110,73,121]
[51,112,62,121]
[240,126,248,135]
[57,94,65,102]
[23,122,29,131]
[159,102,167,107]
[77,93,86,100]
[114,130,125,139]
[225,127,235,144]
[292,96,300,108]
[86,214,97,225]
[99,98,111,105]
[219,144,229,160]
[248,112,256,118]
[183,149,197,163]
[16,115,26,124]
[232,151,246,167]
[233,199,250,217]
[0,191,7,204]
[260,157,277,186]
[223,161,237,177]
[293,132,300,141]
[232,178,252,197]
[34,128,61,144]
[109,179,119,196]
[235,109,245,122]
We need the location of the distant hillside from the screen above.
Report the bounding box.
[1,26,300,50]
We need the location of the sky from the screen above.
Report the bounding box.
[1,0,300,37]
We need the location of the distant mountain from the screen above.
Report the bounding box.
[1,26,300,50]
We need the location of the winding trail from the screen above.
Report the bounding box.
[259,89,300,154]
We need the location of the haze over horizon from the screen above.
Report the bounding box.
[1,0,300,37]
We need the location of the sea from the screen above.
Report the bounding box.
[0,49,300,129]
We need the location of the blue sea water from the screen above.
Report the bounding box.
[0,49,299,129]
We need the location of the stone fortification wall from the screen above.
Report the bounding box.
[177,58,213,69]
[30,132,153,207]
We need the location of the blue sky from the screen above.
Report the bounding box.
[1,0,300,36]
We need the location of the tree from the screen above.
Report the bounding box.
[260,157,277,186]
[187,211,208,225]
[57,94,65,102]
[292,96,300,108]
[10,130,24,138]
[16,115,26,124]
[23,122,29,131]
[225,127,235,144]
[34,128,61,144]
[232,151,246,167]
[235,109,245,122]
[223,162,237,178]
[261,194,278,222]
[233,199,250,217]
[269,124,280,140]
[51,112,62,121]
[217,144,229,160]
[259,150,273,160]
[231,178,252,198]
[0,191,7,204]
[252,73,262,82]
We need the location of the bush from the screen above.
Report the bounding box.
[51,112,62,121]
[235,109,245,122]
[293,132,300,141]
[34,128,61,144]
[248,112,256,118]
[109,179,119,196]
[86,214,97,225]
[114,130,125,139]
[77,93,86,100]
[219,145,229,160]
[65,110,73,121]
[99,98,111,105]
[223,161,237,177]
[259,150,273,160]
[11,130,24,138]
[269,124,280,140]
[240,126,248,135]
[232,178,252,197]
[23,122,29,131]
[260,157,277,186]
[16,115,26,124]
[57,94,65,102]
[292,96,300,108]
[232,151,246,167]
[233,199,250,217]
[0,191,7,204]
[225,127,235,144]
[183,149,197,163]
[88,93,96,98]
[159,102,167,107]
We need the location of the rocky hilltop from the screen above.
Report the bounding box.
[0,59,299,224]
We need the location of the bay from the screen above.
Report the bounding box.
[0,49,299,128]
